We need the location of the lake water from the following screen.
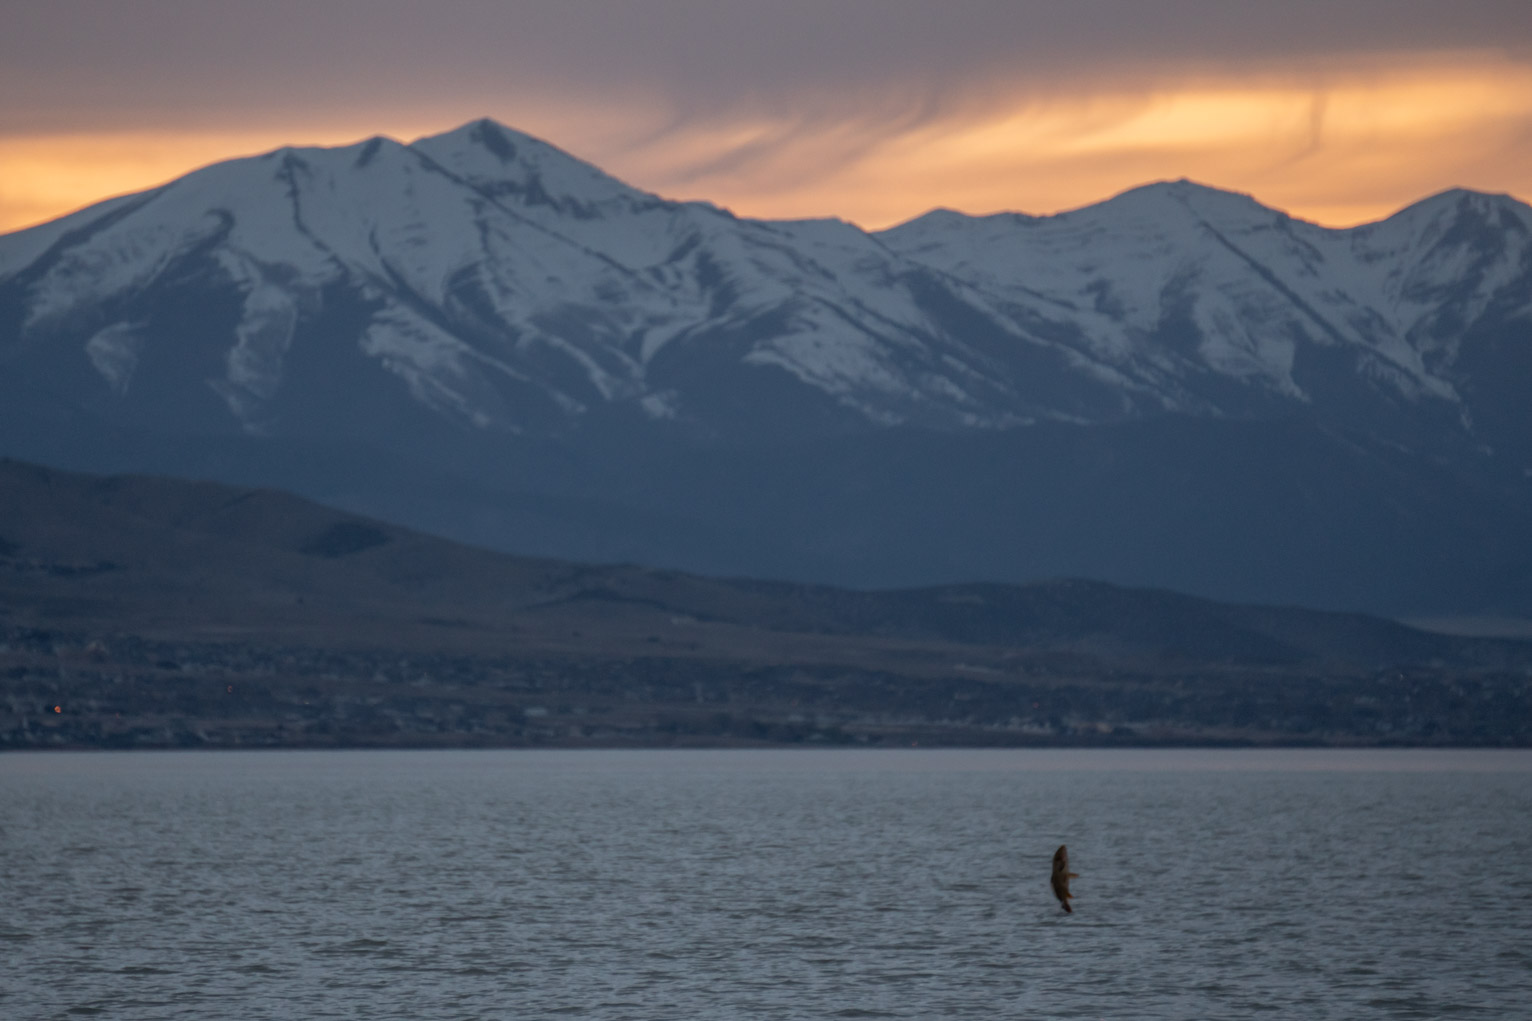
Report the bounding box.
[2,749,1529,1019]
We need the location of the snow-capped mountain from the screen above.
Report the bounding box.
[882,182,1532,457]
[2,119,1529,615]
[6,117,1528,448]
[1,119,1045,438]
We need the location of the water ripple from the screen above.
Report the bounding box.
[2,749,1530,1019]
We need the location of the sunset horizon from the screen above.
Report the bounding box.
[5,0,1530,238]
[5,11,1532,1003]
[4,79,1530,239]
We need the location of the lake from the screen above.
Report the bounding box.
[2,749,1529,1019]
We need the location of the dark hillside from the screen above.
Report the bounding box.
[3,460,1529,749]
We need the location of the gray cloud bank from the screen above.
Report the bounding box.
[5,0,1530,133]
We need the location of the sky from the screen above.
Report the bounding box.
[3,0,1531,234]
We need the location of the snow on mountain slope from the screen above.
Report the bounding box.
[1341,189,1532,356]
[881,181,1485,411]
[2,130,694,431]
[0,120,1048,434]
[2,120,1529,455]
[412,120,1039,423]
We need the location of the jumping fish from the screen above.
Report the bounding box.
[1051,844,1078,913]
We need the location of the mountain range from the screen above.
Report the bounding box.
[1,119,1529,616]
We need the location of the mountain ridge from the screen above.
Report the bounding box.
[0,455,1517,666]
[6,119,1527,440]
[2,119,1529,616]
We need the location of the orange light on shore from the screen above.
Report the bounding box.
[54,705,61,713]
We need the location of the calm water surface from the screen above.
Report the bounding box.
[2,749,1530,1019]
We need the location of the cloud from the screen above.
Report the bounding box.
[2,3,1531,232]
[597,52,1532,227]
[5,1,1531,130]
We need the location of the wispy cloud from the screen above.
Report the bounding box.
[2,0,1531,232]
[599,52,1532,227]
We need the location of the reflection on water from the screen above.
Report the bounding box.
[3,749,1530,1019]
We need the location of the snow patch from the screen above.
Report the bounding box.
[639,391,679,420]
[84,322,146,395]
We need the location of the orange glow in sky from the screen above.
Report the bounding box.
[2,54,1530,235]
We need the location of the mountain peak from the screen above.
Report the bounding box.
[1095,178,1280,223]
[1389,186,1532,226]
[410,118,651,213]
[423,117,538,163]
